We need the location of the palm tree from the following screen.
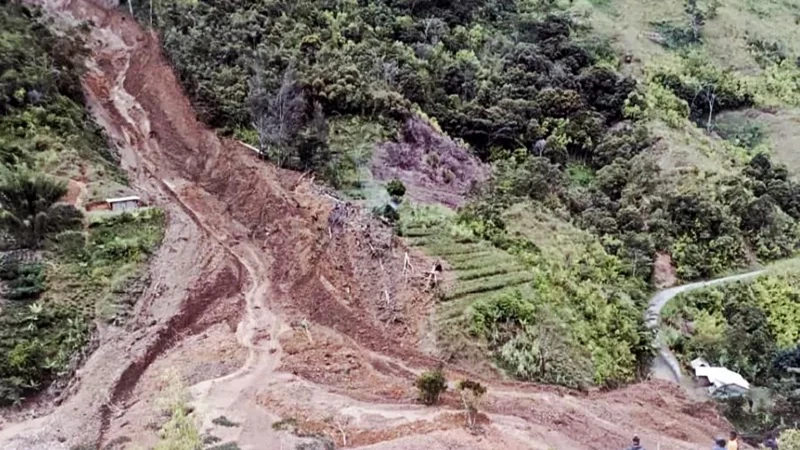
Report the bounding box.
[0,168,83,248]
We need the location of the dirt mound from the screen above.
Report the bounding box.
[371,117,488,207]
[0,1,738,448]
[653,252,678,288]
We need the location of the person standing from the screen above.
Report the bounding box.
[627,436,645,450]
[727,431,739,450]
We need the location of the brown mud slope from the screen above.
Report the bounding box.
[0,1,734,449]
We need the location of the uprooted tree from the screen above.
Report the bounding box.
[457,379,487,429]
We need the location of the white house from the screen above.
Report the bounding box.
[691,358,750,396]
[106,196,141,212]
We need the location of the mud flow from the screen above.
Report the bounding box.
[0,0,734,448]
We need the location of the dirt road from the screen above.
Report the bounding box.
[646,271,765,383]
[0,0,741,448]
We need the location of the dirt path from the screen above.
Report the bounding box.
[0,1,745,448]
[646,271,765,383]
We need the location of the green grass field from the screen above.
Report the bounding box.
[584,0,800,74]
[579,0,800,176]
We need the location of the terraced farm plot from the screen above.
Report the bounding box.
[400,209,533,314]
[399,208,545,372]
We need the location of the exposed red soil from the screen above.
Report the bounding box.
[653,252,679,288]
[0,1,740,449]
[371,117,488,207]
[279,324,417,403]
[63,179,83,206]
[254,396,468,449]
[85,200,110,211]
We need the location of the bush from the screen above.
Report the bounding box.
[1,261,46,300]
[650,20,699,49]
[373,204,400,223]
[153,370,202,450]
[0,169,82,248]
[207,444,242,450]
[386,179,407,198]
[0,303,90,405]
[498,317,594,389]
[415,368,447,405]
[713,115,767,151]
[649,52,755,126]
[755,61,800,107]
[624,82,689,128]
[780,429,800,450]
[212,416,239,427]
[747,37,790,69]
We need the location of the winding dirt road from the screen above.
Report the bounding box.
[0,1,746,448]
[646,271,765,383]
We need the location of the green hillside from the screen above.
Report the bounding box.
[0,0,796,438]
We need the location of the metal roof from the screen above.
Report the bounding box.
[695,366,750,390]
[106,196,141,203]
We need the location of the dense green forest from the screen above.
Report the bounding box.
[136,0,800,281]
[0,1,164,405]
[130,0,800,390]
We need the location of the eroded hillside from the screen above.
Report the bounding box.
[0,0,747,449]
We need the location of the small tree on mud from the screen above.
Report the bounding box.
[415,367,447,406]
[457,379,486,429]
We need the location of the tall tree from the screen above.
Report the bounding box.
[248,62,306,167]
[0,169,82,248]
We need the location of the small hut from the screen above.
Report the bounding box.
[105,196,141,212]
